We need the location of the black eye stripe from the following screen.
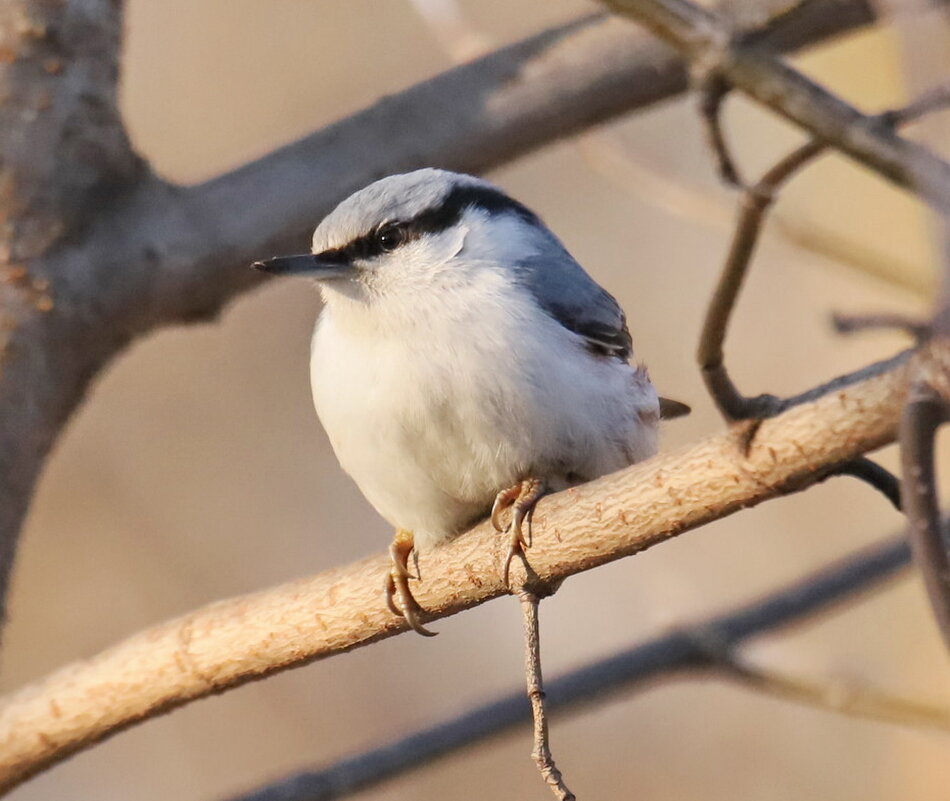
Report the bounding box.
[315,184,539,263]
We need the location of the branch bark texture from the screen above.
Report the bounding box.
[0,0,143,609]
[0,353,908,793]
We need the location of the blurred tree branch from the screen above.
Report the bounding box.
[717,654,950,733]
[603,0,950,209]
[0,0,887,621]
[415,0,939,297]
[883,1,950,654]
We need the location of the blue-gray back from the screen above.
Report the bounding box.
[516,247,632,360]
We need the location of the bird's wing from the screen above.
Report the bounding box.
[516,250,632,359]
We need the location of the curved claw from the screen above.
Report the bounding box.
[387,571,437,636]
[388,542,416,580]
[491,485,521,532]
[386,529,437,637]
[495,479,546,588]
[401,604,438,637]
[384,572,402,617]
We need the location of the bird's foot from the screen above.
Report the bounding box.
[384,528,437,637]
[492,478,546,587]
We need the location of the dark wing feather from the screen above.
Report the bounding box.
[516,250,632,360]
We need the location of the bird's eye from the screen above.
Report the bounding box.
[376,223,406,252]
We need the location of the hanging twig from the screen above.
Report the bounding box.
[519,592,575,801]
[692,80,950,523]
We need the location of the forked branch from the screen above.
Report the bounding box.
[651,0,950,648]
[697,138,826,421]
[602,0,950,210]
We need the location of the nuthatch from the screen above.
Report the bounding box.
[255,169,687,635]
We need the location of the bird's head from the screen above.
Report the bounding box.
[253,169,549,306]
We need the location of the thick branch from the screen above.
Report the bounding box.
[0,0,143,611]
[0,353,909,794]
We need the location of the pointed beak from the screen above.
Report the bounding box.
[252,253,352,279]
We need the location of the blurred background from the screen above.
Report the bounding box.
[2,1,948,799]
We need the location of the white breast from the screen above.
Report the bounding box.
[310,269,657,550]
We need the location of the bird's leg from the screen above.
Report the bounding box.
[384,528,437,637]
[492,478,546,586]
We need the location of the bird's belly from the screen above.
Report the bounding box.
[310,311,657,549]
[312,362,499,546]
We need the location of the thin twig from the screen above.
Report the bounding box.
[831,312,930,341]
[884,20,950,658]
[899,384,950,648]
[697,73,745,188]
[697,118,928,421]
[519,592,575,801]
[819,457,902,511]
[660,0,950,649]
[697,138,826,421]
[223,536,912,801]
[717,657,950,732]
[883,82,950,127]
[697,78,946,422]
[574,129,933,296]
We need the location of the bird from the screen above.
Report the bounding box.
[253,168,687,636]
